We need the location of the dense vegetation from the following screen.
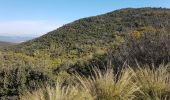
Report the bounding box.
[3,7,170,68]
[0,8,170,99]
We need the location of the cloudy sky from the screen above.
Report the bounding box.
[0,0,170,36]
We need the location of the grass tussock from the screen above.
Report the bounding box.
[21,64,170,100]
[76,67,139,100]
[133,64,170,99]
[21,82,93,100]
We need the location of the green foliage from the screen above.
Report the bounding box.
[0,66,55,99]
[3,7,170,68]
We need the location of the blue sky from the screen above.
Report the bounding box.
[0,0,170,36]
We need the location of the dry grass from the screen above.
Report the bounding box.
[21,64,170,100]
[133,64,170,100]
[21,82,93,100]
[75,67,139,100]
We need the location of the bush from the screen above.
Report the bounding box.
[112,31,170,67]
[0,66,55,99]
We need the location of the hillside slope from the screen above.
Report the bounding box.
[0,8,170,99]
[3,7,170,67]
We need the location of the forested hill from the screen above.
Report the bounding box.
[5,7,170,67]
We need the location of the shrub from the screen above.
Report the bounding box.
[0,66,55,99]
[112,31,170,67]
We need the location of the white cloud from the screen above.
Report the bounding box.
[0,20,64,36]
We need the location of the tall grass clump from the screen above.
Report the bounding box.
[133,64,170,100]
[20,81,93,100]
[76,67,139,100]
[21,64,170,100]
[21,67,139,100]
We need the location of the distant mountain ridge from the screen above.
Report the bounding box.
[0,35,35,43]
[0,41,17,48]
